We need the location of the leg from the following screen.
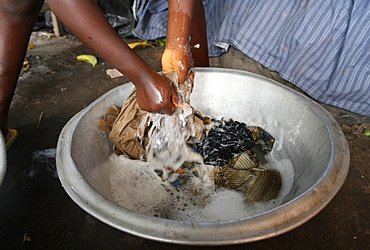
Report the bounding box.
[0,0,44,139]
[190,0,209,67]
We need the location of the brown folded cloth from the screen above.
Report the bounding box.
[98,89,150,159]
[97,105,120,133]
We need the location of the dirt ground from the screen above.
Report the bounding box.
[0,32,369,249]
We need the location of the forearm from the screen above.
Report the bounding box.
[46,0,156,87]
[166,0,196,49]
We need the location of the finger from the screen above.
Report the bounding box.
[177,71,187,84]
[171,91,180,107]
[171,93,190,109]
[177,102,190,109]
[188,69,195,82]
[178,66,195,84]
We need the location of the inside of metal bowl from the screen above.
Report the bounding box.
[0,133,6,187]
[57,68,349,244]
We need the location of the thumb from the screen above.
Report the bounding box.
[171,92,190,109]
[171,91,180,107]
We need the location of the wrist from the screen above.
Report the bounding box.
[119,61,158,89]
[165,36,190,50]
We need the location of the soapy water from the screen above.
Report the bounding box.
[104,101,294,222]
[102,77,293,221]
[136,71,203,173]
[104,153,294,222]
[139,104,204,174]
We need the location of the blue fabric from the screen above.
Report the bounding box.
[133,0,370,116]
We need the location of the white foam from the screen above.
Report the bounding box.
[103,152,294,222]
[142,106,203,172]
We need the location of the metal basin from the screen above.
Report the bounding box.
[0,133,6,188]
[56,68,350,245]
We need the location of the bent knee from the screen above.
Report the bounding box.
[0,0,43,18]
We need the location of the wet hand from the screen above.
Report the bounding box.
[135,73,181,115]
[162,47,194,85]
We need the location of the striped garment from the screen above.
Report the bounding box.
[133,0,370,116]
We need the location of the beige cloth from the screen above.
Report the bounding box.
[98,89,150,159]
[97,105,120,133]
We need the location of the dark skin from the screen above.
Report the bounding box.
[0,0,208,141]
[163,0,209,84]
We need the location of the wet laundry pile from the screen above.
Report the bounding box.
[98,72,208,169]
[193,119,281,203]
[98,74,281,204]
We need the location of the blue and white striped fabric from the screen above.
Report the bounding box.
[133,0,370,116]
